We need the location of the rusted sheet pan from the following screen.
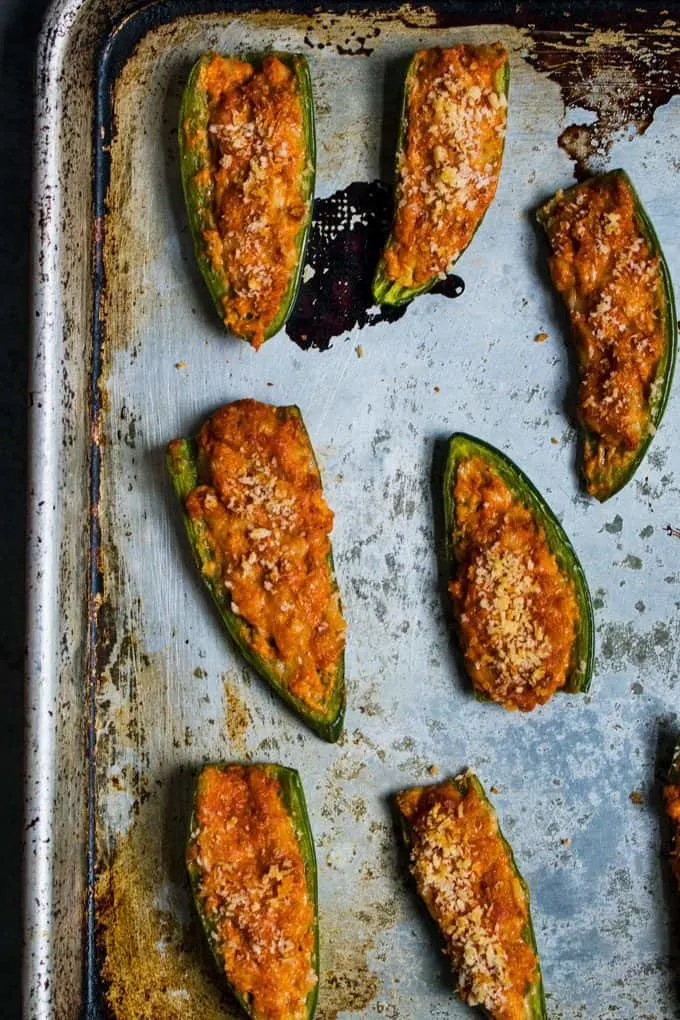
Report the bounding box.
[27,2,680,1017]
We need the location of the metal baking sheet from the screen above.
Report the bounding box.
[26,2,680,1017]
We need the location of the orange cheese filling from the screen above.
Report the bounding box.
[185,400,345,715]
[189,766,316,1020]
[663,783,680,888]
[541,175,664,496]
[397,777,538,1020]
[384,43,507,288]
[450,456,579,711]
[198,54,308,348]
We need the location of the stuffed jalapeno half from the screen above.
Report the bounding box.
[187,763,319,1020]
[167,400,346,741]
[395,770,546,1020]
[537,170,676,500]
[444,434,594,710]
[179,52,315,348]
[373,43,509,306]
[663,742,680,889]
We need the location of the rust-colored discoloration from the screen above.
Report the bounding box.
[96,810,239,1019]
[222,673,252,756]
[524,22,680,178]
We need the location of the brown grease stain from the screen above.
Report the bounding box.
[524,22,680,178]
[222,672,252,757]
[93,528,153,822]
[317,899,398,1019]
[96,811,238,1019]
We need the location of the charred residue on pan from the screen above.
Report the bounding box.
[303,18,382,56]
[302,3,444,49]
[523,18,680,178]
[286,181,464,351]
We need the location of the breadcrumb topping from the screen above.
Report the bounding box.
[189,766,316,1020]
[384,44,507,288]
[196,54,308,348]
[183,400,345,714]
[397,774,538,1020]
[450,455,579,710]
[540,174,665,497]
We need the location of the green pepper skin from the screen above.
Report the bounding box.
[179,52,316,344]
[372,51,509,307]
[187,762,319,1019]
[537,169,677,501]
[395,770,546,1020]
[166,406,345,742]
[668,742,680,786]
[443,433,594,697]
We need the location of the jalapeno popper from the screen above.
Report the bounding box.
[167,400,346,741]
[396,771,545,1020]
[187,763,318,1020]
[664,743,680,889]
[180,52,315,348]
[538,170,676,501]
[444,434,594,711]
[373,43,509,306]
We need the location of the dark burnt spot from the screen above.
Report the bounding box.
[525,22,680,178]
[285,181,464,351]
[304,19,380,56]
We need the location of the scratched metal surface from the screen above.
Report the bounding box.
[26,2,680,1019]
